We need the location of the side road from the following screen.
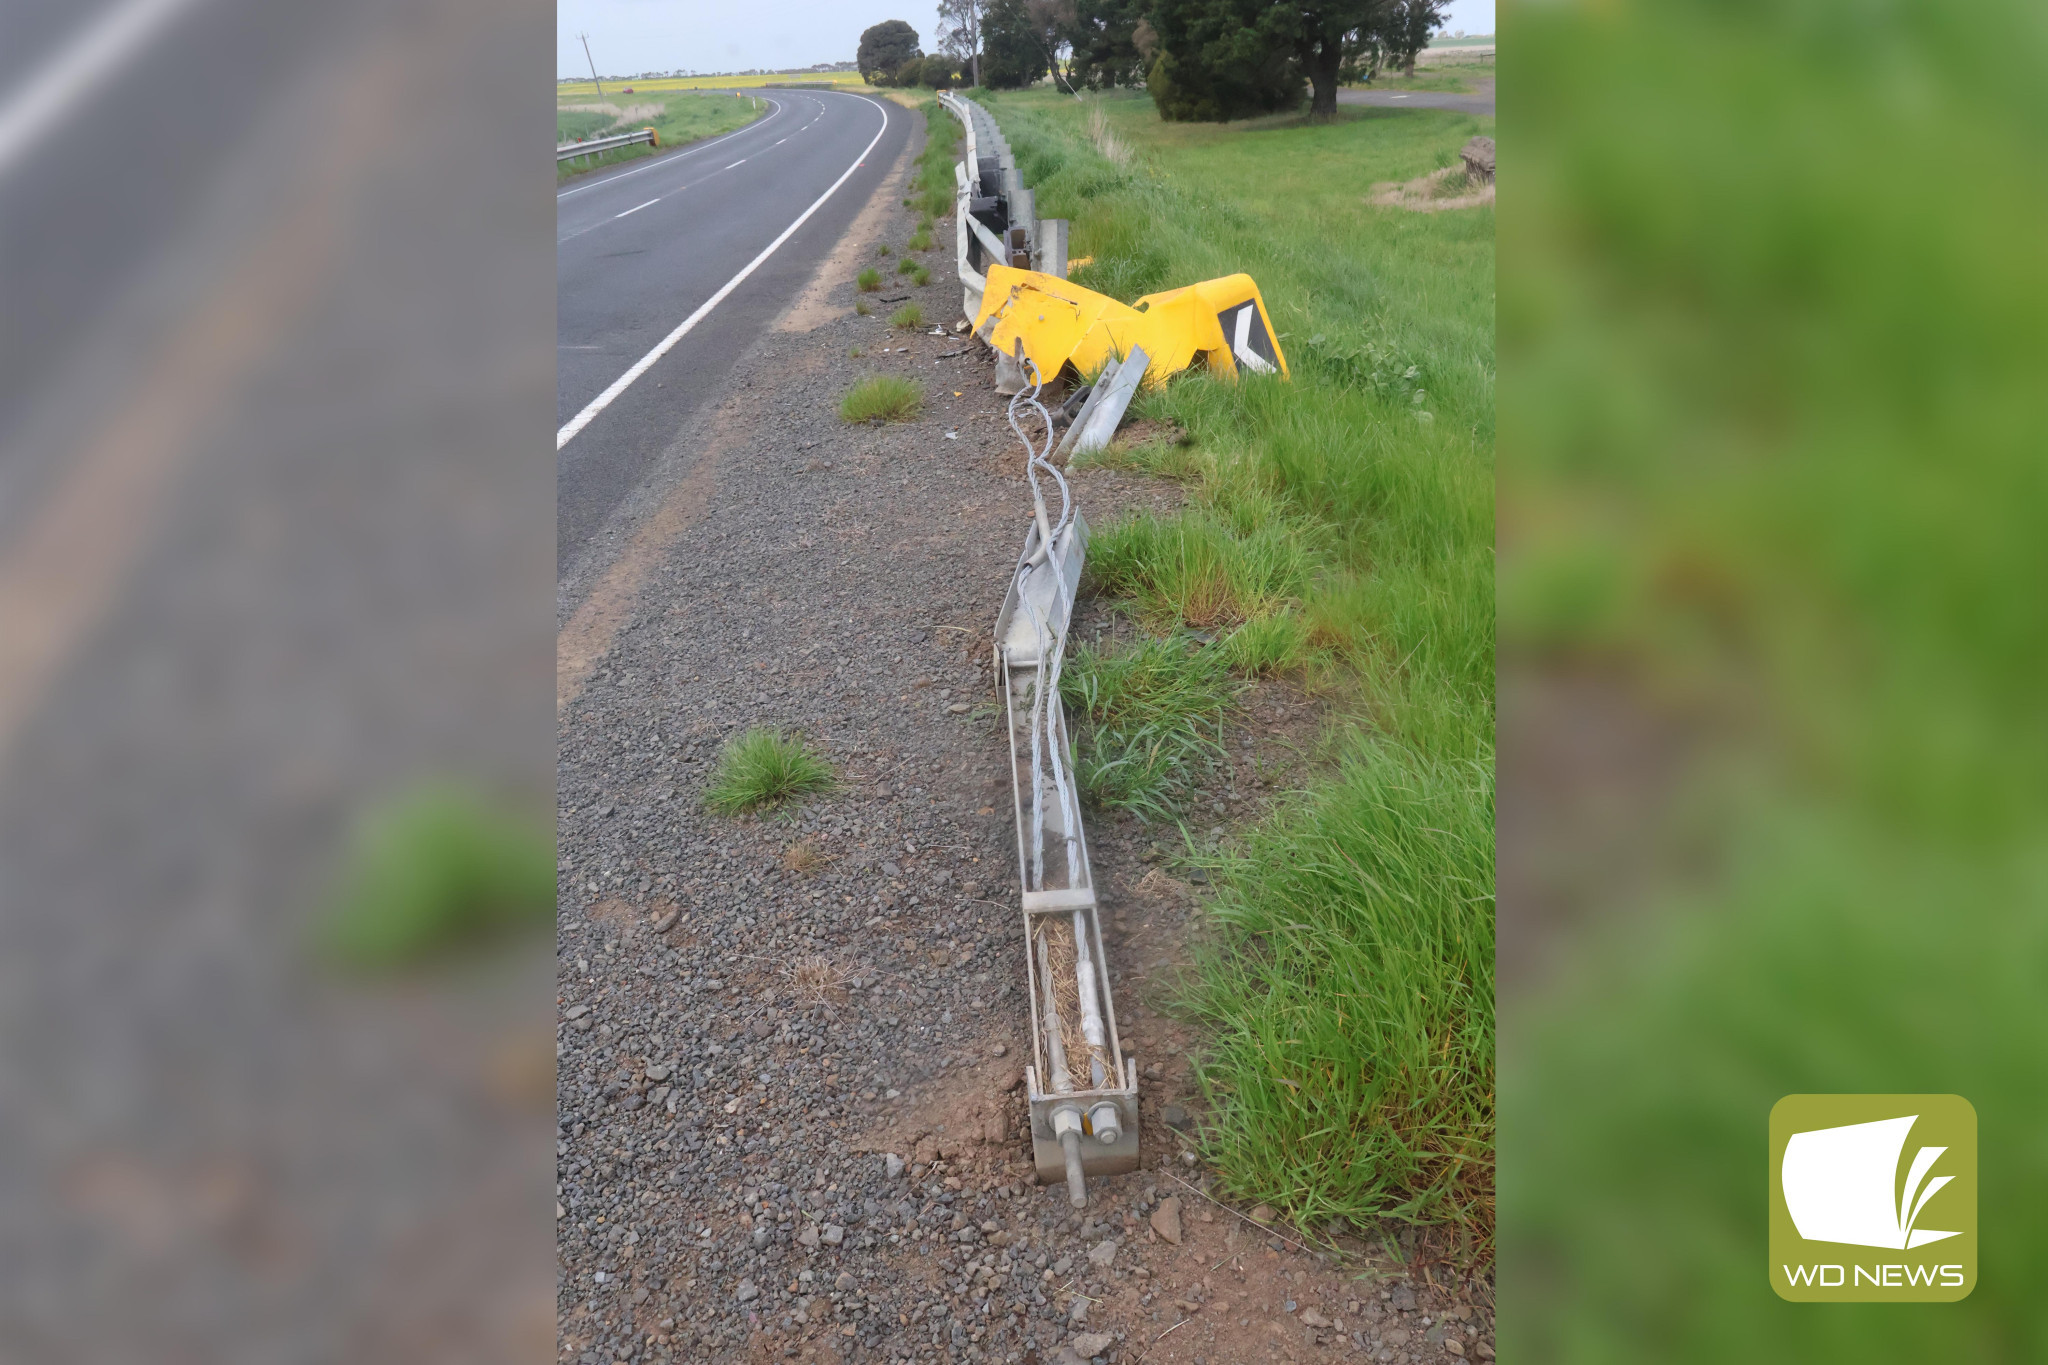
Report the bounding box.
[556,113,1494,1365]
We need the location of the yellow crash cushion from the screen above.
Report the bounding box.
[972,265,1288,388]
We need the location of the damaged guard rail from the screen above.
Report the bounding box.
[940,90,1136,1208]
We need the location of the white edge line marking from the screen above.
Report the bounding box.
[557,98,781,201]
[615,197,661,218]
[0,0,200,181]
[725,159,746,169]
[557,96,890,451]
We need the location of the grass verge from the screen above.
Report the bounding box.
[840,374,923,422]
[704,729,835,815]
[985,87,1494,1241]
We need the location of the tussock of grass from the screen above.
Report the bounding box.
[907,226,934,252]
[889,303,923,330]
[320,787,554,969]
[1062,635,1240,821]
[896,257,919,275]
[703,728,835,815]
[876,243,894,256]
[854,300,871,316]
[839,374,923,422]
[856,267,882,292]
[910,266,931,287]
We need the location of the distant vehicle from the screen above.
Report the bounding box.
[621,86,634,94]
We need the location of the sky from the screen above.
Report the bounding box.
[556,0,1495,79]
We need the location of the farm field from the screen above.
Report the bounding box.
[976,87,1495,1247]
[555,71,864,100]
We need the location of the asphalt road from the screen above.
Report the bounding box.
[556,87,909,579]
[1339,77,1495,115]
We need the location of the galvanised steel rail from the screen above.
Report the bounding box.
[938,89,1133,1209]
[556,128,656,164]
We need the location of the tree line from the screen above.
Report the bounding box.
[857,0,1446,120]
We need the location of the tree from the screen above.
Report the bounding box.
[935,0,985,86]
[1064,0,1150,89]
[857,20,921,84]
[1144,0,1303,121]
[1385,0,1446,76]
[912,54,966,87]
[1023,0,1080,92]
[981,0,1051,88]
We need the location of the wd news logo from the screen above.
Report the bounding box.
[1770,1094,1976,1301]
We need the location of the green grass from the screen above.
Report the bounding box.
[855,299,872,316]
[889,303,923,329]
[556,109,616,142]
[839,374,923,422]
[856,267,882,292]
[1348,66,1486,94]
[319,786,554,969]
[913,99,962,218]
[703,728,835,815]
[907,225,934,252]
[1183,741,1494,1237]
[1061,635,1241,821]
[1501,0,2048,1356]
[910,265,931,287]
[876,243,894,257]
[896,257,919,275]
[984,87,1494,1238]
[556,89,763,182]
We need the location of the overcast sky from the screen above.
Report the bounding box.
[555,0,1495,79]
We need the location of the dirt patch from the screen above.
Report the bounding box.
[1369,165,1496,212]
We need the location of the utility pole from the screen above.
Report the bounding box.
[579,33,604,97]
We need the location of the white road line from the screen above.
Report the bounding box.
[725,159,746,169]
[557,98,782,201]
[615,197,661,218]
[557,96,891,451]
[775,138,787,145]
[0,0,202,181]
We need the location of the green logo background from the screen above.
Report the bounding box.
[1769,1093,1976,1302]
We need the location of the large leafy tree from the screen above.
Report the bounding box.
[1146,0,1443,121]
[1063,0,1149,89]
[857,20,921,83]
[1145,0,1303,121]
[981,0,1051,88]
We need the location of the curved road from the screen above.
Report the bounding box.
[557,87,910,577]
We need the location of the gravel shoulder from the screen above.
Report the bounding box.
[557,116,1493,1365]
